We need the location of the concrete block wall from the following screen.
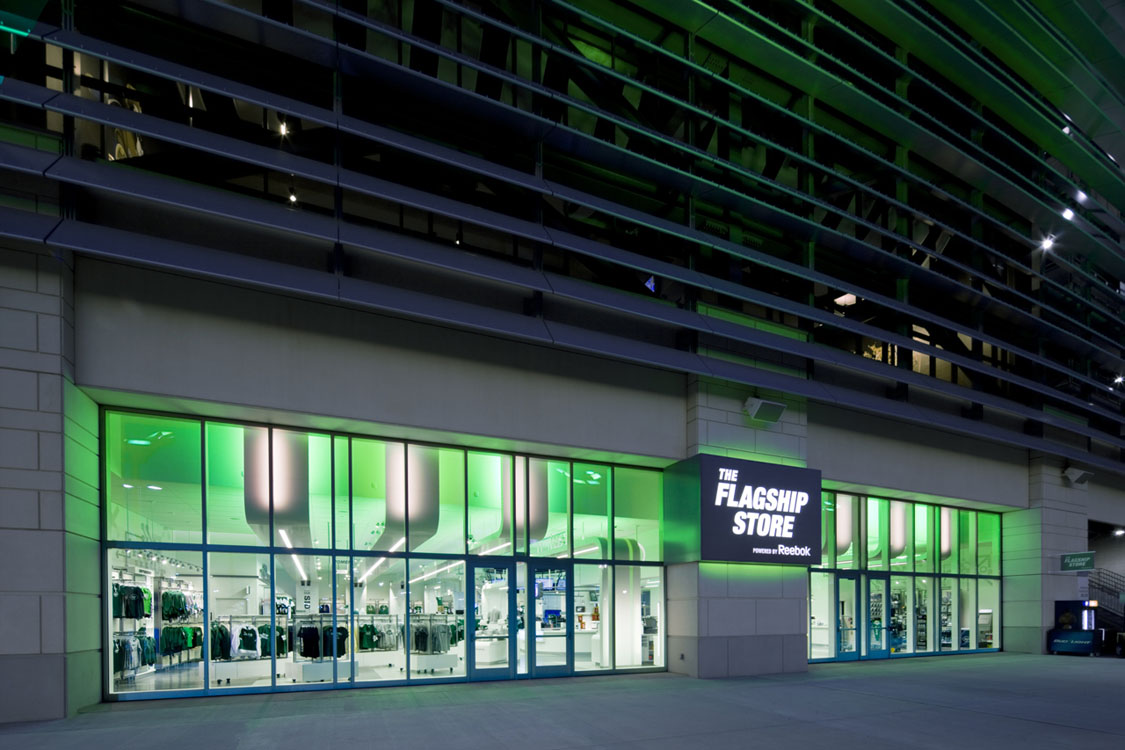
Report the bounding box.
[667,562,809,677]
[0,243,98,722]
[687,376,807,467]
[1001,453,1088,654]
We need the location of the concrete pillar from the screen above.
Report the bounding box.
[0,243,100,721]
[674,376,810,677]
[667,562,809,677]
[1002,452,1088,653]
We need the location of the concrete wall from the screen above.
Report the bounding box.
[667,562,809,677]
[687,376,806,466]
[808,403,1028,509]
[74,259,686,462]
[0,243,98,721]
[1001,453,1088,654]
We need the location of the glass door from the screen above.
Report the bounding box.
[864,573,889,659]
[836,573,859,661]
[529,563,572,677]
[469,562,515,680]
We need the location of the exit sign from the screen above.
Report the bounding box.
[1060,551,1095,571]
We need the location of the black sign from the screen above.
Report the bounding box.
[699,455,821,565]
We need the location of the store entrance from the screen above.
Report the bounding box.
[468,562,516,681]
[863,574,889,659]
[529,563,572,677]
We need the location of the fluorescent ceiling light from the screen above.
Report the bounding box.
[479,542,511,555]
[291,554,307,581]
[126,439,151,446]
[834,293,857,306]
[278,528,293,548]
[147,485,162,491]
[573,545,599,556]
[358,537,405,582]
[122,484,133,489]
[409,559,464,584]
[279,122,287,136]
[1112,528,1124,536]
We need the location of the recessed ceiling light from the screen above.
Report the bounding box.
[1077,191,1087,202]
[288,189,297,204]
[1062,126,1071,135]
[834,293,857,306]
[147,485,162,491]
[1040,237,1054,250]
[279,122,288,136]
[1062,208,1074,220]
[122,484,133,489]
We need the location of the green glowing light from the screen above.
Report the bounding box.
[0,24,31,37]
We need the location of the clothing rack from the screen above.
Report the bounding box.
[356,614,402,652]
[409,613,456,655]
[291,614,348,662]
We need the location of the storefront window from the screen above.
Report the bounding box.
[352,556,407,682]
[333,437,350,550]
[939,578,957,651]
[958,578,976,650]
[529,459,570,557]
[914,505,935,573]
[915,577,934,653]
[615,566,663,668]
[572,463,611,560]
[977,578,1000,649]
[352,438,404,553]
[472,564,511,671]
[408,446,465,554]
[205,422,266,547]
[977,513,999,576]
[612,467,662,562]
[889,501,913,571]
[889,577,913,654]
[207,551,273,689]
[574,564,611,670]
[940,507,959,575]
[283,553,344,684]
[814,492,835,569]
[808,571,835,659]
[407,558,466,679]
[531,566,568,668]
[866,497,887,570]
[106,412,202,544]
[467,452,513,556]
[104,410,672,697]
[958,510,976,575]
[835,494,858,570]
[108,548,203,693]
[272,430,334,551]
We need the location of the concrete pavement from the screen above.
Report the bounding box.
[1,653,1123,749]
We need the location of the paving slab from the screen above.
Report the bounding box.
[1,654,1122,750]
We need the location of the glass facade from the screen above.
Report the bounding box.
[105,409,665,698]
[810,493,1001,661]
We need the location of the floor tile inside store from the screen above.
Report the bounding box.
[3,654,1124,750]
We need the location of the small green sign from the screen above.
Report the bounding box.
[1060,551,1095,571]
